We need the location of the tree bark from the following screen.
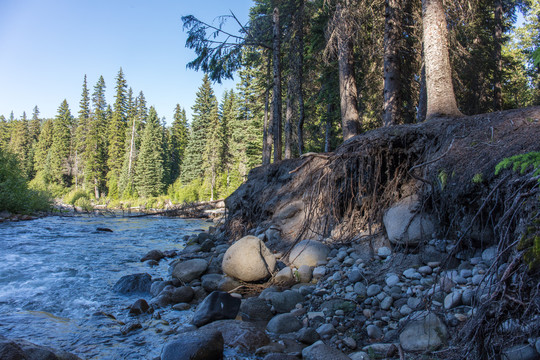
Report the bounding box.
[383,0,401,126]
[417,61,427,122]
[493,0,503,111]
[325,102,333,153]
[272,6,283,162]
[337,36,360,140]
[262,53,273,165]
[296,0,305,155]
[336,4,361,140]
[422,0,462,119]
[285,75,294,159]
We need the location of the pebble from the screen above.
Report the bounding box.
[343,336,357,349]
[366,324,382,339]
[385,274,400,287]
[403,268,422,280]
[312,266,327,279]
[418,266,432,275]
[367,284,382,297]
[377,247,392,258]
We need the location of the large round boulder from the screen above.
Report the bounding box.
[399,311,448,352]
[222,236,276,282]
[288,240,329,267]
[172,259,208,283]
[383,195,436,245]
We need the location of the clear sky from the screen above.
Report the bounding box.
[0,0,253,124]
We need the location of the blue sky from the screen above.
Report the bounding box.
[0,0,253,124]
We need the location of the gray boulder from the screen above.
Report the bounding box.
[172,259,208,283]
[141,249,165,262]
[113,273,152,294]
[288,240,329,267]
[129,299,151,315]
[160,330,223,360]
[222,235,276,282]
[399,311,448,352]
[266,313,302,334]
[240,297,273,321]
[198,320,270,352]
[0,335,82,360]
[269,290,304,313]
[192,291,241,327]
[201,274,223,292]
[383,195,436,245]
[302,341,352,360]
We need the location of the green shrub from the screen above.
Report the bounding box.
[0,149,51,213]
[74,197,93,212]
[64,188,90,205]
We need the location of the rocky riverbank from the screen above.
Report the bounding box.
[105,219,539,360]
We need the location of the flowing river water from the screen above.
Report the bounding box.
[0,214,211,359]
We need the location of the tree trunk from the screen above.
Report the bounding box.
[325,103,333,153]
[285,75,294,159]
[493,0,503,111]
[422,0,462,119]
[417,61,427,122]
[337,6,360,140]
[272,6,283,162]
[296,0,305,155]
[262,54,273,165]
[383,0,401,126]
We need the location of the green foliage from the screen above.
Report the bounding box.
[472,173,484,184]
[169,178,202,204]
[518,219,540,271]
[0,149,51,213]
[438,170,448,190]
[63,188,90,206]
[495,151,540,178]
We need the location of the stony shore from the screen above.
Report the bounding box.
[114,220,540,360]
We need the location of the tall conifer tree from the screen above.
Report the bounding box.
[181,74,218,184]
[136,106,165,197]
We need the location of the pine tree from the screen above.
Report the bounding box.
[34,119,54,178]
[202,94,221,200]
[135,106,165,197]
[169,104,189,183]
[181,74,218,184]
[107,68,128,197]
[84,76,108,199]
[8,113,31,178]
[29,106,41,143]
[50,100,74,186]
[74,75,91,188]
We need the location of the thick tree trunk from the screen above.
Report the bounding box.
[128,115,136,176]
[272,7,283,162]
[296,0,305,155]
[422,0,462,119]
[262,55,273,165]
[337,34,360,140]
[285,75,294,159]
[383,0,401,126]
[493,0,503,111]
[417,62,427,122]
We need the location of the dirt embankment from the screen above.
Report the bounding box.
[226,106,540,250]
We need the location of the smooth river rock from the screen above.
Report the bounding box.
[172,259,208,283]
[288,240,329,267]
[160,330,223,360]
[222,235,276,282]
[113,273,152,294]
[399,311,448,352]
[191,291,241,327]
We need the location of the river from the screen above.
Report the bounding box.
[0,214,211,359]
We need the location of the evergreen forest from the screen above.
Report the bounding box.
[1,0,539,210]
